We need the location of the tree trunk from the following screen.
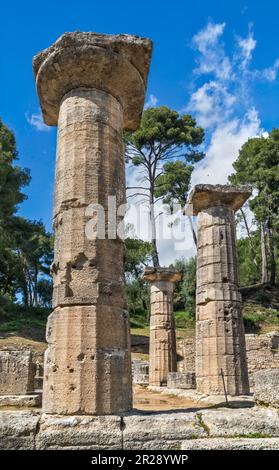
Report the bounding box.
[187,215,197,248]
[149,193,160,267]
[266,222,276,285]
[34,266,38,307]
[240,208,259,274]
[260,222,268,284]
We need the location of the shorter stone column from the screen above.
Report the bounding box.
[188,184,251,396]
[144,268,181,386]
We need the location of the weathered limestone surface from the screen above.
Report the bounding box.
[182,438,279,450]
[144,268,181,386]
[167,372,196,389]
[0,349,34,395]
[1,407,279,449]
[36,414,122,450]
[200,407,279,437]
[0,411,39,450]
[246,332,279,375]
[177,332,279,384]
[122,412,207,450]
[33,32,152,415]
[0,394,41,408]
[187,185,251,395]
[132,360,149,385]
[33,32,152,130]
[254,369,279,408]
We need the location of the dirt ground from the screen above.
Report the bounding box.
[132,385,208,411]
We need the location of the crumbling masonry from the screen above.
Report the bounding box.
[188,184,251,395]
[33,32,152,414]
[144,268,181,386]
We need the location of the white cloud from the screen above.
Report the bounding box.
[258,58,279,82]
[187,81,236,128]
[26,110,50,132]
[144,94,159,109]
[237,30,256,69]
[192,107,261,185]
[188,22,268,188]
[192,22,233,81]
[125,21,279,265]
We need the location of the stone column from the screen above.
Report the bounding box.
[187,184,251,396]
[144,268,181,386]
[33,32,152,414]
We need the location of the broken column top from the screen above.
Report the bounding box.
[143,267,182,283]
[186,184,252,216]
[33,31,153,130]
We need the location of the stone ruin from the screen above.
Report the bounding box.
[32,31,152,415]
[188,184,251,396]
[1,29,279,451]
[143,267,181,386]
[0,348,41,407]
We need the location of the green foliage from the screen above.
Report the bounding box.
[126,106,204,158]
[171,257,196,316]
[174,310,195,329]
[237,234,261,286]
[0,118,53,308]
[0,297,50,333]
[124,234,152,322]
[124,237,152,279]
[155,160,193,207]
[125,106,204,266]
[243,307,279,331]
[0,119,30,219]
[230,129,279,284]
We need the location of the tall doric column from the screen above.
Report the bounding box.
[144,268,181,386]
[33,32,152,414]
[188,185,251,395]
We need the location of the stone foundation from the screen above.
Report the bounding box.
[1,407,279,450]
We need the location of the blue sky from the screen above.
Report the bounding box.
[1,0,279,262]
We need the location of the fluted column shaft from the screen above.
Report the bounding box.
[144,268,181,387]
[43,88,132,414]
[149,280,177,386]
[195,205,249,395]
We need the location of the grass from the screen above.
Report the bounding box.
[243,303,279,333]
[0,303,50,342]
[0,284,278,355]
[196,413,210,436]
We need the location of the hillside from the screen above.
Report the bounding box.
[0,284,278,357]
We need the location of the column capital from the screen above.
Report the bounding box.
[143,267,182,283]
[33,31,152,130]
[186,184,252,216]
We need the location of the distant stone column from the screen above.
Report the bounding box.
[33,32,152,414]
[144,268,181,386]
[188,185,251,396]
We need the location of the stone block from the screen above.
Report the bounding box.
[182,438,279,450]
[254,369,279,408]
[0,394,41,408]
[122,412,207,450]
[0,411,39,450]
[167,372,196,389]
[43,305,132,414]
[0,349,34,395]
[36,414,122,450]
[199,407,279,437]
[132,360,149,385]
